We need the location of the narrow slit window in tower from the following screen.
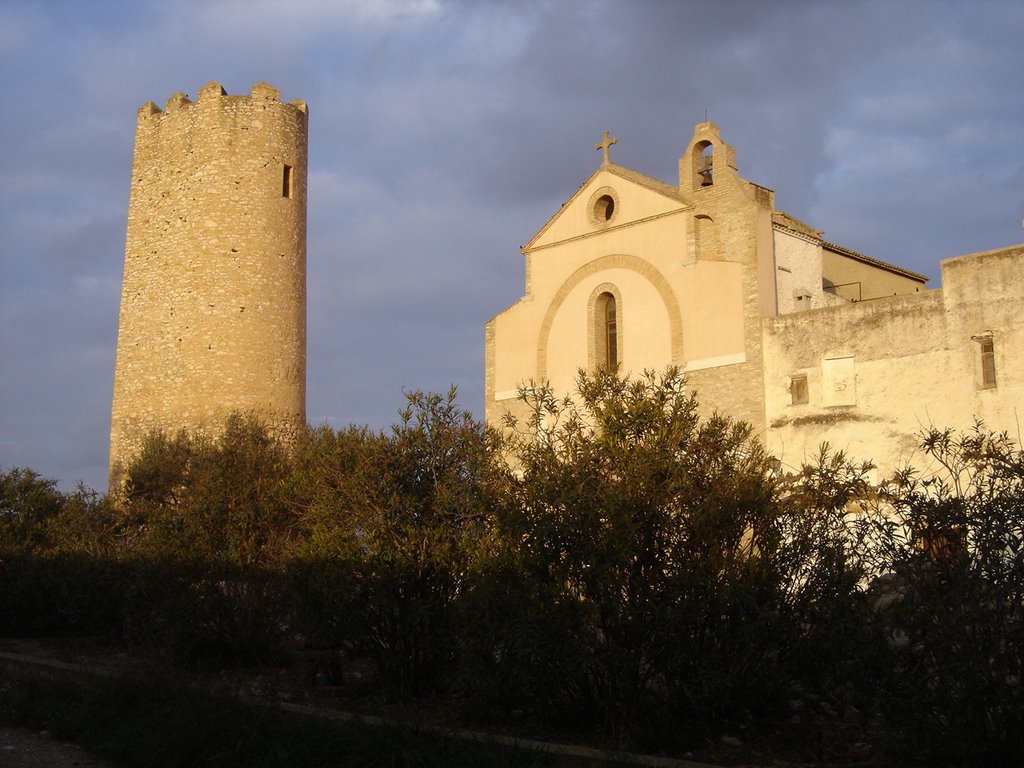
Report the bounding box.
[282,164,293,198]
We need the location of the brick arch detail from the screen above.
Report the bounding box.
[536,254,684,380]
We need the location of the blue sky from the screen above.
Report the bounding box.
[1,0,1022,492]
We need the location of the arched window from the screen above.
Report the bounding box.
[596,291,618,371]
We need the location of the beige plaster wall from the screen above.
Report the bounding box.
[488,168,693,415]
[822,248,927,301]
[676,261,745,363]
[773,228,844,313]
[487,122,775,435]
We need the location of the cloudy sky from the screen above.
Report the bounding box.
[1,0,1022,491]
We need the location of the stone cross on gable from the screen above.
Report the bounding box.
[595,130,617,165]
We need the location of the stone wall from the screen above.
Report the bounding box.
[109,82,308,485]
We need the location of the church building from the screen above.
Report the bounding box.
[485,122,1024,476]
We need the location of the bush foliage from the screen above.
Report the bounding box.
[2,372,1021,764]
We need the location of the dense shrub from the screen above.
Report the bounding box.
[0,469,126,635]
[0,551,129,636]
[481,370,805,741]
[860,425,1024,767]
[293,389,506,696]
[2,387,1022,764]
[122,414,296,569]
[0,467,66,551]
[115,414,297,663]
[773,447,887,698]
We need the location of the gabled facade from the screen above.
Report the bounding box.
[486,122,1023,476]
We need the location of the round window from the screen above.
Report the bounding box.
[594,194,615,221]
[588,187,619,226]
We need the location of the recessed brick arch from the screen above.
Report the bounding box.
[536,254,684,380]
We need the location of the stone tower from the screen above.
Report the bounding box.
[110,81,308,485]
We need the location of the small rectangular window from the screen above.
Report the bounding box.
[977,336,997,389]
[282,164,293,198]
[790,374,808,405]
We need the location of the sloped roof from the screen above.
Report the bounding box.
[773,210,929,284]
[602,163,689,203]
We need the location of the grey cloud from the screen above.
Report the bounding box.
[2,0,1022,491]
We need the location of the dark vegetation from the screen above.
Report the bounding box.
[2,369,1022,766]
[0,665,564,768]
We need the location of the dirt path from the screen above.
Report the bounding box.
[0,726,117,768]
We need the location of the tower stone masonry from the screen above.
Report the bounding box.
[109,81,308,486]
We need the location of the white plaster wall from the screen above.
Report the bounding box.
[773,229,843,313]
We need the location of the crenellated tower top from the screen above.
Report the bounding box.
[137,80,309,121]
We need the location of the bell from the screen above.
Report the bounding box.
[698,154,714,186]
